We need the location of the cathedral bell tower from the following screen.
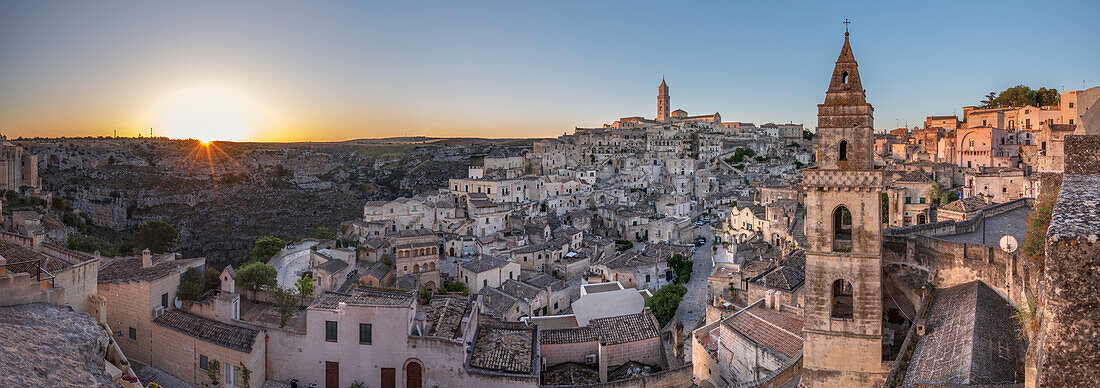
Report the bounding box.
[800,30,887,387]
[657,78,670,121]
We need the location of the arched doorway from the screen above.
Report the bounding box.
[449,247,455,256]
[405,359,423,388]
[917,214,927,224]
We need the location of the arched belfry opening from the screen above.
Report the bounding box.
[841,71,849,84]
[838,140,848,161]
[833,206,852,252]
[831,279,854,319]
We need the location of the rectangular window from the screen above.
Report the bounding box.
[161,293,168,308]
[905,197,911,204]
[128,327,136,340]
[325,321,338,342]
[359,323,372,345]
[225,364,239,387]
[483,279,488,287]
[199,355,208,371]
[1069,102,1074,108]
[919,197,926,204]
[646,274,651,283]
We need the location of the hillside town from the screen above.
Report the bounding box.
[2,31,1099,388]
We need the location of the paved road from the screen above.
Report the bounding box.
[269,240,319,289]
[663,225,715,364]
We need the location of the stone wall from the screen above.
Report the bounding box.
[1037,165,1100,386]
[1063,135,1100,173]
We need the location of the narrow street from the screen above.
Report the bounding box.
[663,225,716,365]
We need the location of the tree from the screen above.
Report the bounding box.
[1036,87,1059,107]
[204,266,221,292]
[239,362,252,387]
[646,284,687,327]
[992,85,1036,108]
[268,286,299,328]
[132,220,178,254]
[980,92,998,108]
[929,182,950,206]
[176,267,205,302]
[295,272,316,304]
[207,360,221,386]
[236,261,277,298]
[666,254,692,285]
[249,236,286,263]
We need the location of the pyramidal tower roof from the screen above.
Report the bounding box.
[825,31,865,102]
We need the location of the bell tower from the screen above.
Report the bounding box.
[657,78,670,121]
[800,30,887,387]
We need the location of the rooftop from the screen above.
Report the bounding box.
[468,322,538,375]
[311,287,416,310]
[722,303,803,359]
[902,281,1019,387]
[460,254,512,273]
[752,265,805,292]
[540,326,599,345]
[98,254,203,284]
[541,362,599,386]
[938,196,990,213]
[589,311,661,345]
[421,295,470,339]
[153,310,259,353]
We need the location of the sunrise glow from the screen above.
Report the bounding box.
[150,86,269,142]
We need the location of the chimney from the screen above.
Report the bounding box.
[0,255,7,275]
[598,341,609,383]
[141,248,153,268]
[774,291,783,310]
[765,290,775,309]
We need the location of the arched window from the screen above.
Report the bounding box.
[831,279,854,319]
[841,71,848,84]
[833,206,852,252]
[838,140,848,161]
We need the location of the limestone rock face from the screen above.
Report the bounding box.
[0,303,119,388]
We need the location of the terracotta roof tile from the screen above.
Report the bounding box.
[153,310,258,353]
[723,304,803,359]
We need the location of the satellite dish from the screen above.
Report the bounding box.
[174,297,183,309]
[999,235,1018,253]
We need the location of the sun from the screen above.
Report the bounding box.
[151,86,268,142]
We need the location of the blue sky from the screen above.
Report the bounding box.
[1,0,1098,140]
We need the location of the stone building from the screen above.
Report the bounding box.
[799,31,889,386]
[0,136,38,190]
[392,229,441,291]
[97,250,206,368]
[886,170,935,227]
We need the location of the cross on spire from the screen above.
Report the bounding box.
[843,19,850,35]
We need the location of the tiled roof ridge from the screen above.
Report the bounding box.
[745,308,802,341]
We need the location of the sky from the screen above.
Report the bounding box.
[1,0,1098,142]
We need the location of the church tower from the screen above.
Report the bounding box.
[800,30,887,387]
[657,78,670,121]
